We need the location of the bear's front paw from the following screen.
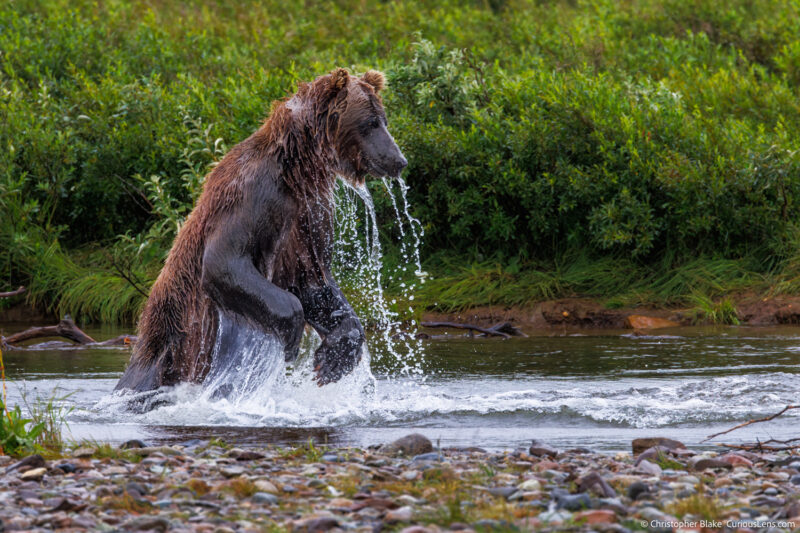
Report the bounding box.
[313,326,364,386]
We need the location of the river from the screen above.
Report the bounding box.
[2,323,799,452]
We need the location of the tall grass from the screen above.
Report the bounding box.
[415,253,773,312]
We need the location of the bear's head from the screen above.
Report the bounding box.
[321,68,407,185]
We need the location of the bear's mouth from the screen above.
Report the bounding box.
[364,160,393,180]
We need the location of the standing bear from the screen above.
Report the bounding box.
[115,69,407,392]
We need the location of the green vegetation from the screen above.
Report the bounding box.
[0,398,45,456]
[2,0,800,321]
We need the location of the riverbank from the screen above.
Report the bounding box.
[1,434,798,532]
[420,295,800,334]
[6,293,800,339]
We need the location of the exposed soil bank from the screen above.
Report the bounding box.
[422,296,800,334]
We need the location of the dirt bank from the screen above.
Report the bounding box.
[422,296,800,334]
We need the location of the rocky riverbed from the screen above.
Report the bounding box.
[0,434,798,532]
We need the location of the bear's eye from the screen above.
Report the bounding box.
[369,118,380,129]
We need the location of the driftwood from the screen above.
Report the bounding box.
[716,438,800,453]
[0,286,26,299]
[1,317,137,349]
[420,321,527,339]
[703,404,800,442]
[3,317,96,345]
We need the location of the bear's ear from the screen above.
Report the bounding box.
[330,68,350,92]
[361,70,385,93]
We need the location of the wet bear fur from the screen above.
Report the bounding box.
[115,68,407,393]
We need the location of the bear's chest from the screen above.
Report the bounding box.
[253,198,298,282]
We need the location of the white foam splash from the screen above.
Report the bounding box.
[99,313,377,425]
[81,371,800,433]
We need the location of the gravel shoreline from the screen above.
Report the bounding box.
[1,434,798,532]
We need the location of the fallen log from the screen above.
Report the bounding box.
[487,321,528,337]
[0,286,26,299]
[2,316,96,346]
[420,321,527,339]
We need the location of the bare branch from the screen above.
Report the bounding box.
[100,249,149,298]
[703,405,800,442]
[0,286,26,299]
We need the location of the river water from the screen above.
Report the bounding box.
[2,323,799,452]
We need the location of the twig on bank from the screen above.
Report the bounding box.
[100,249,150,298]
[0,286,26,299]
[702,404,800,442]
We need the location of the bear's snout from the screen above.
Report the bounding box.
[388,153,408,178]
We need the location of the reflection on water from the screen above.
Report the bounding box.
[2,323,800,451]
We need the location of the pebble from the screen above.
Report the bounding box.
[486,486,518,499]
[123,515,170,531]
[517,478,541,491]
[538,509,573,523]
[20,467,46,481]
[221,466,245,478]
[720,452,754,468]
[252,492,279,504]
[380,433,433,456]
[120,439,148,449]
[529,439,559,458]
[628,481,650,500]
[634,459,662,476]
[0,435,793,532]
[556,492,592,511]
[254,479,279,494]
[692,458,733,471]
[6,454,45,473]
[574,509,617,524]
[55,462,76,473]
[291,516,340,532]
[401,470,420,481]
[631,438,686,455]
[385,506,414,522]
[72,447,95,458]
[412,452,442,462]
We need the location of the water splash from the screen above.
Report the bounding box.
[333,178,426,378]
[102,313,376,422]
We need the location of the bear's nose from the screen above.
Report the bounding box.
[392,154,408,177]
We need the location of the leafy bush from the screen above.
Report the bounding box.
[3,0,800,318]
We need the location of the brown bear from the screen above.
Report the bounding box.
[115,68,407,393]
